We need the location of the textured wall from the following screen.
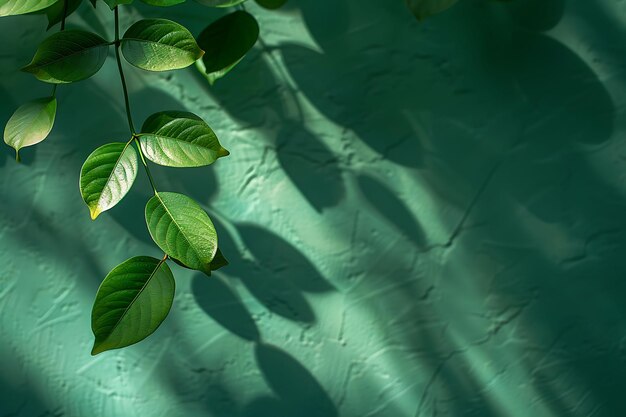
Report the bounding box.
[1,0,626,416]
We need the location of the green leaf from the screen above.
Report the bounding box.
[44,0,82,29]
[102,0,133,8]
[140,0,185,5]
[4,97,57,161]
[255,0,287,9]
[91,256,175,355]
[405,0,458,20]
[196,11,258,84]
[0,0,59,16]
[121,19,204,71]
[22,30,109,84]
[138,111,228,167]
[80,142,138,220]
[193,0,246,7]
[145,192,218,275]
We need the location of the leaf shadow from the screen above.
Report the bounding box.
[356,173,426,248]
[191,272,261,342]
[237,223,335,294]
[254,343,338,417]
[192,48,348,211]
[276,122,345,212]
[208,217,336,324]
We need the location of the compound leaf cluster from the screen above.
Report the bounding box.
[2,0,286,355]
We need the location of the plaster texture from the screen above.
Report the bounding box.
[1,0,625,416]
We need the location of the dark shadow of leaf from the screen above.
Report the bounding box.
[276,123,345,211]
[192,273,260,342]
[193,50,287,127]
[255,343,338,417]
[238,223,334,293]
[238,269,316,323]
[205,220,318,323]
[357,173,425,247]
[242,396,288,417]
[280,43,424,168]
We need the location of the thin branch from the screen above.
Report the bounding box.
[113,6,136,134]
[114,6,158,196]
[60,0,69,31]
[133,137,158,195]
[51,0,68,98]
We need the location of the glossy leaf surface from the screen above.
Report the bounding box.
[138,111,228,167]
[22,30,109,83]
[405,0,458,20]
[197,10,258,84]
[80,142,138,220]
[121,18,203,71]
[3,97,57,160]
[145,192,217,275]
[91,256,175,355]
[0,0,58,16]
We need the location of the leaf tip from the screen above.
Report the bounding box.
[20,63,34,74]
[218,147,230,158]
[91,342,105,356]
[89,207,101,220]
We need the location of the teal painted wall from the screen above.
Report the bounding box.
[1,0,625,416]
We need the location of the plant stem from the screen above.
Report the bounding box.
[60,0,69,31]
[134,137,158,195]
[51,0,68,98]
[113,6,157,195]
[113,7,135,134]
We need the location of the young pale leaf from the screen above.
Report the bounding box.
[103,0,133,8]
[121,19,203,71]
[0,0,58,16]
[44,0,82,29]
[138,111,228,167]
[193,0,246,7]
[140,0,185,5]
[80,142,138,220]
[405,0,458,20]
[145,192,218,275]
[197,11,259,84]
[91,256,175,355]
[4,97,57,161]
[255,0,287,9]
[22,30,109,83]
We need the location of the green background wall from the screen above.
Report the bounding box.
[1,0,625,416]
